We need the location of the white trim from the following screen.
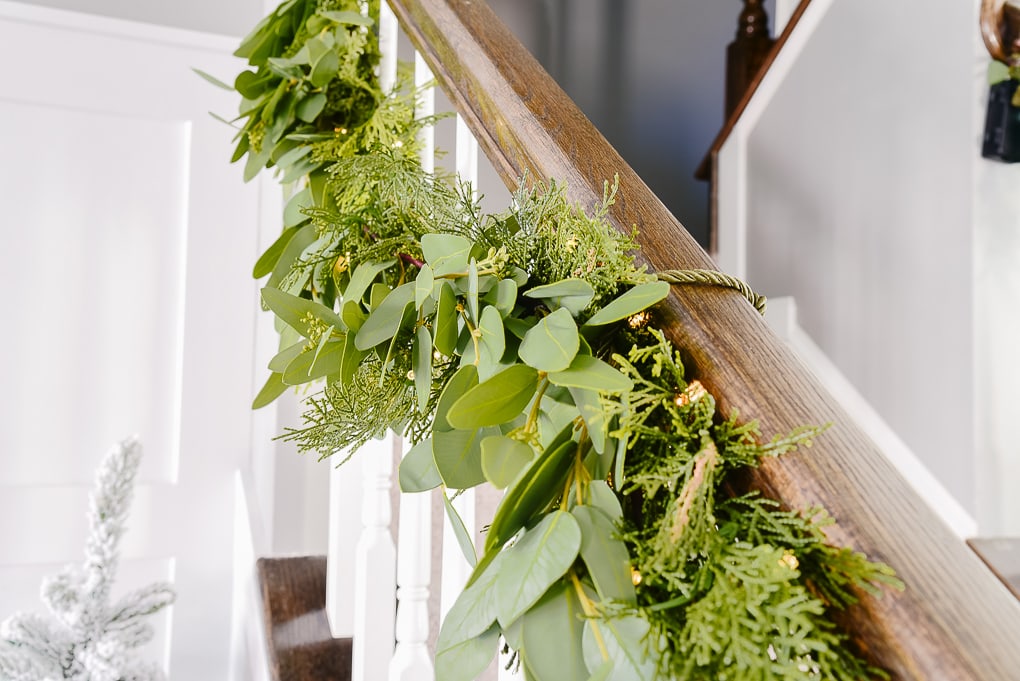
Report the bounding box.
[766,298,978,539]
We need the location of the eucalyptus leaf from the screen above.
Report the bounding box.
[582,281,670,327]
[282,186,312,227]
[446,365,539,429]
[549,355,632,394]
[193,68,234,91]
[495,510,581,627]
[486,426,576,552]
[443,492,478,566]
[484,278,518,316]
[268,224,316,288]
[253,225,302,278]
[437,551,505,646]
[310,49,340,88]
[354,282,415,350]
[519,308,580,372]
[341,300,367,333]
[282,340,343,385]
[343,259,395,306]
[520,582,589,681]
[524,278,595,316]
[467,260,480,323]
[587,481,623,523]
[296,91,327,122]
[339,332,366,384]
[415,263,434,310]
[581,616,656,681]
[422,233,472,275]
[398,438,441,492]
[435,365,478,432]
[413,326,432,412]
[434,282,460,356]
[477,305,506,370]
[505,316,537,340]
[480,435,533,489]
[319,9,373,26]
[435,624,499,681]
[268,340,304,372]
[261,286,346,337]
[252,372,288,409]
[572,506,635,605]
[433,427,491,490]
[568,387,608,454]
[585,661,614,681]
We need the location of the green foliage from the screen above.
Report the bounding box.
[214,1,905,677]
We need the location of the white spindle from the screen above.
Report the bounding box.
[352,436,397,681]
[326,454,363,638]
[387,52,438,681]
[389,437,434,680]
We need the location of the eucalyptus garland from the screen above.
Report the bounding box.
[211,2,902,679]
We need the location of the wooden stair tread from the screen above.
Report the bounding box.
[969,538,1020,600]
[257,556,352,681]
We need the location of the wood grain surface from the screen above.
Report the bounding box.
[387,0,1020,678]
[257,556,353,681]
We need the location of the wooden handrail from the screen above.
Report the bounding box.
[386,0,1020,678]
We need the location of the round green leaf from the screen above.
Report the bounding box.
[398,438,441,493]
[519,308,579,372]
[422,233,473,275]
[434,426,497,490]
[582,281,671,327]
[481,435,533,488]
[524,277,595,316]
[495,510,582,627]
[446,365,539,429]
[548,355,633,394]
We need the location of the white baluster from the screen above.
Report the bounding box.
[353,436,397,681]
[389,437,434,681]
[378,1,399,93]
[387,52,438,681]
[326,454,364,638]
[416,52,436,176]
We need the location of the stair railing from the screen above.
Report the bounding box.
[324,1,1020,679]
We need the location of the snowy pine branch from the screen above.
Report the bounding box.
[0,438,175,681]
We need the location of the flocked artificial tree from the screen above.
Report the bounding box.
[0,438,175,681]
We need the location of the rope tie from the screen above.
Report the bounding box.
[656,269,767,315]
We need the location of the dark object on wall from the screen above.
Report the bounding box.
[725,0,775,118]
[983,79,1020,163]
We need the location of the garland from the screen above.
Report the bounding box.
[211,2,902,678]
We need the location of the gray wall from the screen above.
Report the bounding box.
[491,0,773,247]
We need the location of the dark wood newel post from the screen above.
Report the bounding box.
[726,0,775,117]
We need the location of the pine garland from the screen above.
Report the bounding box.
[0,439,175,681]
[209,2,904,678]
